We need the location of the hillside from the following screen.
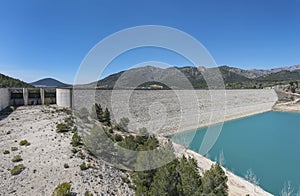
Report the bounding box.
[256,70,300,81]
[0,73,32,88]
[94,66,250,89]
[93,65,300,89]
[30,78,70,87]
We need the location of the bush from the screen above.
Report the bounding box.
[52,182,71,196]
[114,134,123,142]
[3,150,10,154]
[77,151,85,159]
[84,191,93,196]
[64,163,69,168]
[11,146,18,151]
[80,162,89,170]
[56,123,70,133]
[19,140,31,146]
[71,148,78,154]
[12,155,23,162]
[70,132,82,147]
[11,164,25,175]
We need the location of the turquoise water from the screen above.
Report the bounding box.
[172,111,300,195]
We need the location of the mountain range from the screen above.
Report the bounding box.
[1,64,300,89]
[92,64,300,89]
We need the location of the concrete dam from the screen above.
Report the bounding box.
[0,88,278,134]
[72,89,278,135]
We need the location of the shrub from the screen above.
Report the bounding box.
[114,134,123,142]
[64,163,69,168]
[77,151,85,159]
[80,162,89,170]
[11,147,18,151]
[84,191,93,196]
[56,123,70,133]
[11,164,25,175]
[65,116,75,127]
[19,140,31,146]
[3,150,10,154]
[71,148,78,154]
[70,132,82,147]
[52,182,71,196]
[12,155,23,162]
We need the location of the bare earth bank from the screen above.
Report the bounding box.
[0,106,134,195]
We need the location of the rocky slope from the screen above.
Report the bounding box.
[0,106,134,195]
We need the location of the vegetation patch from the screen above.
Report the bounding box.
[11,164,25,175]
[19,140,31,146]
[64,163,69,169]
[3,150,10,154]
[56,123,71,133]
[80,162,89,170]
[84,191,93,196]
[11,155,23,162]
[70,132,82,147]
[11,146,18,151]
[71,148,78,154]
[52,182,71,196]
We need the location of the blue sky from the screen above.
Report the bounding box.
[0,0,299,84]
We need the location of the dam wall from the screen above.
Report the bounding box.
[0,88,10,111]
[56,88,72,108]
[0,88,57,111]
[73,89,278,135]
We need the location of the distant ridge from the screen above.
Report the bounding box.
[30,78,70,87]
[0,73,32,88]
[88,64,300,89]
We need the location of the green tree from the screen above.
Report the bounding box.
[201,164,228,196]
[102,108,111,126]
[94,103,103,122]
[149,159,181,196]
[178,156,202,195]
[84,125,115,163]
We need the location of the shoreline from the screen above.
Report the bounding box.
[172,142,272,196]
[272,102,300,113]
[165,104,273,137]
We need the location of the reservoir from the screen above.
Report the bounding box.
[172,111,300,195]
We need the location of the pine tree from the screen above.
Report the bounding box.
[102,108,111,126]
[94,103,103,122]
[178,156,202,195]
[149,159,181,196]
[201,164,228,195]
